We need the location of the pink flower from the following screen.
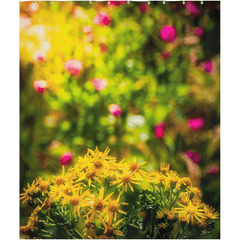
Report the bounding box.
[92,78,107,91]
[162,51,171,59]
[205,166,219,174]
[203,60,213,73]
[82,25,92,34]
[139,3,149,12]
[186,150,201,164]
[20,15,32,28]
[29,2,38,14]
[109,104,121,116]
[65,59,83,76]
[109,1,126,6]
[186,1,201,17]
[100,43,108,53]
[93,12,111,26]
[160,25,177,42]
[34,51,46,62]
[188,118,205,131]
[60,152,73,166]
[154,123,166,139]
[195,27,204,37]
[34,80,47,93]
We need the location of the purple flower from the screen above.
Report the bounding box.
[139,3,149,13]
[195,27,204,37]
[203,60,213,73]
[60,152,73,166]
[154,123,166,139]
[188,118,205,131]
[186,1,201,17]
[160,25,177,42]
[186,150,201,164]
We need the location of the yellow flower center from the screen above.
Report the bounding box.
[186,205,197,214]
[93,200,104,211]
[63,187,71,195]
[94,161,103,169]
[104,227,114,237]
[39,181,49,191]
[20,226,30,235]
[55,176,65,186]
[86,170,96,179]
[122,174,131,183]
[157,174,166,182]
[69,196,80,206]
[129,163,138,172]
[85,220,92,229]
[108,203,119,212]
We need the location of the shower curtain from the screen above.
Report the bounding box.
[20,1,220,239]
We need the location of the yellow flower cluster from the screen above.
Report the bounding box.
[20,147,219,239]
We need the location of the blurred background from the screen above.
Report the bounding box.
[20,1,220,238]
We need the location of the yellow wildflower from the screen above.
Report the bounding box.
[158,223,167,229]
[20,180,40,204]
[127,158,148,180]
[181,192,190,204]
[97,215,124,239]
[160,162,170,173]
[157,211,164,219]
[204,205,219,220]
[105,193,128,223]
[84,187,113,220]
[167,208,175,220]
[175,200,206,225]
[110,172,140,192]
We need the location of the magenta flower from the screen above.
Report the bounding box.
[34,80,47,93]
[203,60,213,73]
[92,78,107,91]
[185,1,201,17]
[186,150,201,164]
[188,118,205,131]
[139,3,149,12]
[160,25,177,42]
[205,166,219,174]
[109,1,126,6]
[154,123,166,139]
[60,152,73,166]
[65,59,83,76]
[93,12,111,26]
[195,27,204,37]
[109,104,121,116]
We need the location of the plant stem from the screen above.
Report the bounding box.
[73,228,84,239]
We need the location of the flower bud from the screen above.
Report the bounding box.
[160,25,177,42]
[93,12,111,26]
[33,80,47,94]
[188,118,204,131]
[65,59,83,76]
[109,104,121,116]
[60,152,73,166]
